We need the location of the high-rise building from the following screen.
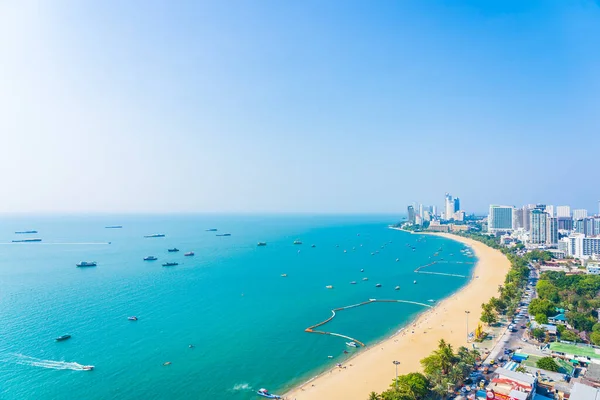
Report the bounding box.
[488,205,514,233]
[594,217,600,237]
[418,204,424,219]
[545,205,555,217]
[556,206,571,218]
[407,205,416,224]
[513,208,524,230]
[423,210,431,222]
[454,198,460,213]
[431,206,437,217]
[557,217,573,231]
[530,209,548,244]
[546,217,558,246]
[445,193,454,221]
[573,209,588,220]
[522,205,533,232]
[567,233,600,260]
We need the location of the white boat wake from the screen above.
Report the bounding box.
[12,354,90,371]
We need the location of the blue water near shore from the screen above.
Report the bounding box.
[0,215,475,399]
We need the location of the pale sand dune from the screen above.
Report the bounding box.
[283,232,510,400]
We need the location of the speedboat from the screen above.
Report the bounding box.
[281,274,287,277]
[82,365,94,371]
[360,268,364,272]
[362,277,368,281]
[184,252,194,256]
[413,280,417,284]
[257,242,267,246]
[144,234,165,238]
[76,261,97,267]
[350,281,357,284]
[293,240,302,245]
[346,341,358,348]
[395,286,400,290]
[55,334,71,341]
[257,388,281,399]
[325,285,333,289]
[162,262,178,267]
[144,256,157,261]
[128,316,138,321]
[168,248,179,252]
[375,283,382,288]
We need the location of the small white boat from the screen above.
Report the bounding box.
[396,258,399,262]
[281,274,287,277]
[326,285,333,289]
[428,299,435,303]
[360,268,364,272]
[82,365,94,371]
[293,240,302,245]
[184,252,194,256]
[257,388,281,399]
[350,281,357,284]
[395,286,400,290]
[375,283,382,288]
[413,280,417,284]
[362,277,368,281]
[346,341,358,348]
[128,316,138,321]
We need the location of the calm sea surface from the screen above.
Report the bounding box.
[0,215,475,399]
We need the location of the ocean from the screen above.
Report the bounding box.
[0,215,475,399]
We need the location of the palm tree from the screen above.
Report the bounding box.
[367,391,380,400]
[435,339,456,375]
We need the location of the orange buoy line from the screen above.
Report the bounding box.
[304,299,433,347]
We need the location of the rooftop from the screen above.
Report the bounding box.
[570,382,600,400]
[494,367,537,385]
[551,342,600,360]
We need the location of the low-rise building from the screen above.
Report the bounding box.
[486,367,537,400]
[570,382,600,399]
[587,263,600,275]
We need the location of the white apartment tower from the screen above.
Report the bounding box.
[556,206,571,218]
[488,205,514,233]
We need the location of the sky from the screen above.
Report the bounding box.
[0,0,599,214]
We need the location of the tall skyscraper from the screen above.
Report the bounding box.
[407,205,416,224]
[444,193,454,221]
[530,209,548,244]
[557,217,573,231]
[431,205,437,217]
[545,205,555,217]
[454,198,460,213]
[573,209,588,220]
[546,217,558,246]
[522,205,533,232]
[488,205,514,233]
[418,204,424,219]
[556,206,571,218]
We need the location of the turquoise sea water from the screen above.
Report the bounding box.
[0,215,475,399]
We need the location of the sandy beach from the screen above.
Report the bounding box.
[283,231,511,400]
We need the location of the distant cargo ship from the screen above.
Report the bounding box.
[105,226,123,229]
[15,230,38,234]
[216,233,231,237]
[144,234,165,238]
[12,238,42,243]
[76,261,97,267]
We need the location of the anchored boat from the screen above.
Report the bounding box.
[257,388,281,399]
[76,261,97,267]
[55,334,71,341]
[162,262,178,267]
[144,256,157,261]
[144,234,165,238]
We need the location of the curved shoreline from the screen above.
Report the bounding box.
[283,230,511,400]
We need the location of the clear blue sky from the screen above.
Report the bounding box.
[1,1,599,214]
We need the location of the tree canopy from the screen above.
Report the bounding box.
[536,357,559,372]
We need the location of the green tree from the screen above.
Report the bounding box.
[567,312,595,332]
[536,280,560,303]
[528,299,556,317]
[480,303,497,325]
[559,329,581,343]
[389,373,429,400]
[368,392,381,400]
[536,357,559,372]
[489,297,507,314]
[535,313,548,324]
[590,331,600,346]
[532,328,546,341]
[515,365,527,373]
[593,323,600,333]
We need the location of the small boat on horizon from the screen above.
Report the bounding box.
[144,234,165,238]
[257,388,281,399]
[293,240,302,245]
[55,334,71,341]
[375,283,382,288]
[168,248,179,252]
[184,252,194,256]
[216,233,231,237]
[413,280,417,284]
[362,277,368,281]
[396,258,399,262]
[144,256,158,261]
[206,228,218,232]
[281,274,287,277]
[311,244,316,248]
[257,242,267,246]
[162,262,178,267]
[82,365,94,371]
[346,341,358,348]
[105,226,122,229]
[76,261,97,267]
[395,286,400,290]
[12,238,42,243]
[128,316,138,321]
[325,285,333,289]
[360,269,364,272]
[350,281,357,284]
[15,230,38,234]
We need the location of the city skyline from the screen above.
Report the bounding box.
[1,1,600,213]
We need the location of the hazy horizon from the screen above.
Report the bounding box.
[1,1,599,214]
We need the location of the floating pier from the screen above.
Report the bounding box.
[413,260,472,278]
[305,299,433,347]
